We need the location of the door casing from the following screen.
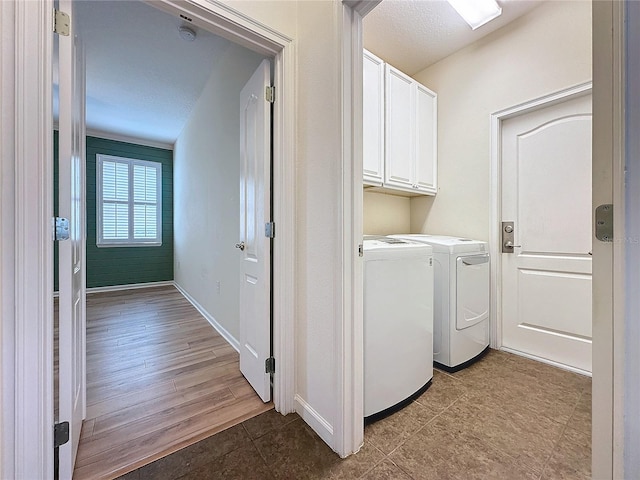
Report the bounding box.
[489,81,593,371]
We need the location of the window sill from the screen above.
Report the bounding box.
[97,242,162,248]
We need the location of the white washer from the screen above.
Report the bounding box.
[363,237,434,420]
[390,235,490,371]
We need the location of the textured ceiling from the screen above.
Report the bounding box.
[75,0,234,145]
[364,0,544,76]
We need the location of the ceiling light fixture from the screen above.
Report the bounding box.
[178,25,197,42]
[447,0,502,30]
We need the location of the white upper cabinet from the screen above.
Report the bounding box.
[385,64,438,195]
[363,50,385,186]
[385,65,416,191]
[362,50,438,196]
[415,83,438,193]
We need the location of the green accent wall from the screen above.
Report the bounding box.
[54,133,174,290]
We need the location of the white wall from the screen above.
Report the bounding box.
[291,0,344,446]
[363,191,410,235]
[226,0,348,449]
[410,0,592,241]
[174,41,266,342]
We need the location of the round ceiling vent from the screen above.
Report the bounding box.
[178,25,197,42]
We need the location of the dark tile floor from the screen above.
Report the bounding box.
[119,350,591,480]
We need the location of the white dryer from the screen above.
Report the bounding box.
[390,235,490,371]
[363,237,434,420]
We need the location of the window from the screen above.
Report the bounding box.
[97,154,162,247]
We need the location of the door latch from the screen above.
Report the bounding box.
[501,221,521,253]
[595,204,613,242]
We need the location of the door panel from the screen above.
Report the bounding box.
[363,50,384,185]
[518,117,592,254]
[385,65,414,189]
[415,84,437,193]
[57,0,86,477]
[501,92,592,372]
[239,59,271,403]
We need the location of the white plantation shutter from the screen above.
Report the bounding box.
[97,154,162,246]
[101,160,129,240]
[133,164,158,239]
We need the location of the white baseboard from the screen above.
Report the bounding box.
[295,394,334,447]
[85,280,175,295]
[54,280,174,297]
[173,282,240,352]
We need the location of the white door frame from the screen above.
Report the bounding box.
[1,1,295,478]
[1,1,55,479]
[593,1,625,477]
[489,81,593,359]
[338,0,380,456]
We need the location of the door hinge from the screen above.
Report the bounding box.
[265,222,275,238]
[54,9,70,36]
[54,421,70,448]
[54,217,70,241]
[595,204,613,242]
[265,86,275,103]
[265,356,275,375]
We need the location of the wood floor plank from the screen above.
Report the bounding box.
[80,419,95,440]
[74,396,272,480]
[85,379,177,418]
[91,377,237,436]
[86,357,228,403]
[75,286,271,480]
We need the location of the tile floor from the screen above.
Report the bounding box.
[118,350,591,480]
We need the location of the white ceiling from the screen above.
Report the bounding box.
[74,0,234,145]
[364,0,544,76]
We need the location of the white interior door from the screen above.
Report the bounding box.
[57,0,86,477]
[239,59,272,402]
[501,92,592,373]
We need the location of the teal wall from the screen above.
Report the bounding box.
[54,133,174,290]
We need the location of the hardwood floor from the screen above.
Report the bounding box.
[73,286,272,480]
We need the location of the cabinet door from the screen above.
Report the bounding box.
[384,65,414,190]
[415,84,437,194]
[363,50,384,186]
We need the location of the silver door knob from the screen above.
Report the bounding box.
[504,241,521,249]
[235,242,245,251]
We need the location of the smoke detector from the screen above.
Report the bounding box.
[178,25,196,42]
